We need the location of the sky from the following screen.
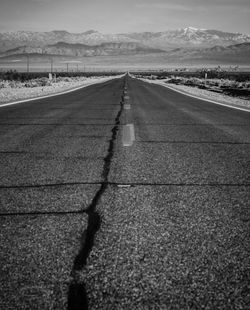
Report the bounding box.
[0,0,249,34]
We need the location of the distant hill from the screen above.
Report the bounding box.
[0,42,164,57]
[0,30,137,53]
[0,28,249,66]
[123,27,250,50]
[0,28,249,53]
[164,42,250,64]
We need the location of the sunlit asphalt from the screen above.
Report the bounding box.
[0,76,249,309]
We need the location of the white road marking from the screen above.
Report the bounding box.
[140,79,250,113]
[124,104,131,110]
[129,124,135,141]
[117,184,131,188]
[122,124,135,146]
[124,95,130,100]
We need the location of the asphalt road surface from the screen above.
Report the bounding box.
[0,76,249,310]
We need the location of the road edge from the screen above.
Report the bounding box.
[138,78,250,113]
[0,75,124,108]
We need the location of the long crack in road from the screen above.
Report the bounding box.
[67,80,125,310]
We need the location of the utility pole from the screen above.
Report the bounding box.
[26,54,29,73]
[50,58,53,73]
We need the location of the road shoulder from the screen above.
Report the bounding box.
[139,78,250,113]
[0,75,123,108]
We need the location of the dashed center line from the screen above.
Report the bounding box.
[117,184,131,188]
[122,82,134,147]
[124,104,131,110]
[122,123,135,146]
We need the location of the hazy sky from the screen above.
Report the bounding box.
[0,0,249,34]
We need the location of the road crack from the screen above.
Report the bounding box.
[67,92,124,310]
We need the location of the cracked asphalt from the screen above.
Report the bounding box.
[0,76,249,309]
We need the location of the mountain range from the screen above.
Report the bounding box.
[161,42,250,64]
[0,27,250,65]
[0,42,163,57]
[1,27,250,52]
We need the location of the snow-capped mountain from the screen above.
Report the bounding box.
[0,27,249,53]
[124,27,250,50]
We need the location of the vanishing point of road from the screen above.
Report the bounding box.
[0,75,249,309]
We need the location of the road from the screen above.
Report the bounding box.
[0,76,249,309]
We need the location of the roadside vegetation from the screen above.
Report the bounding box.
[133,70,250,100]
[0,70,122,104]
[0,70,122,88]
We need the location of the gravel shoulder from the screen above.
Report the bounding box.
[139,78,250,111]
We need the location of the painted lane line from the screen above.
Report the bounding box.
[122,124,135,146]
[122,125,133,146]
[124,95,130,100]
[128,124,135,141]
[117,184,131,188]
[124,104,131,110]
[0,75,125,108]
[140,78,250,113]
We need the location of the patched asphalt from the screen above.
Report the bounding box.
[0,76,249,309]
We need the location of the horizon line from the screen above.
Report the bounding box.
[0,27,249,35]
